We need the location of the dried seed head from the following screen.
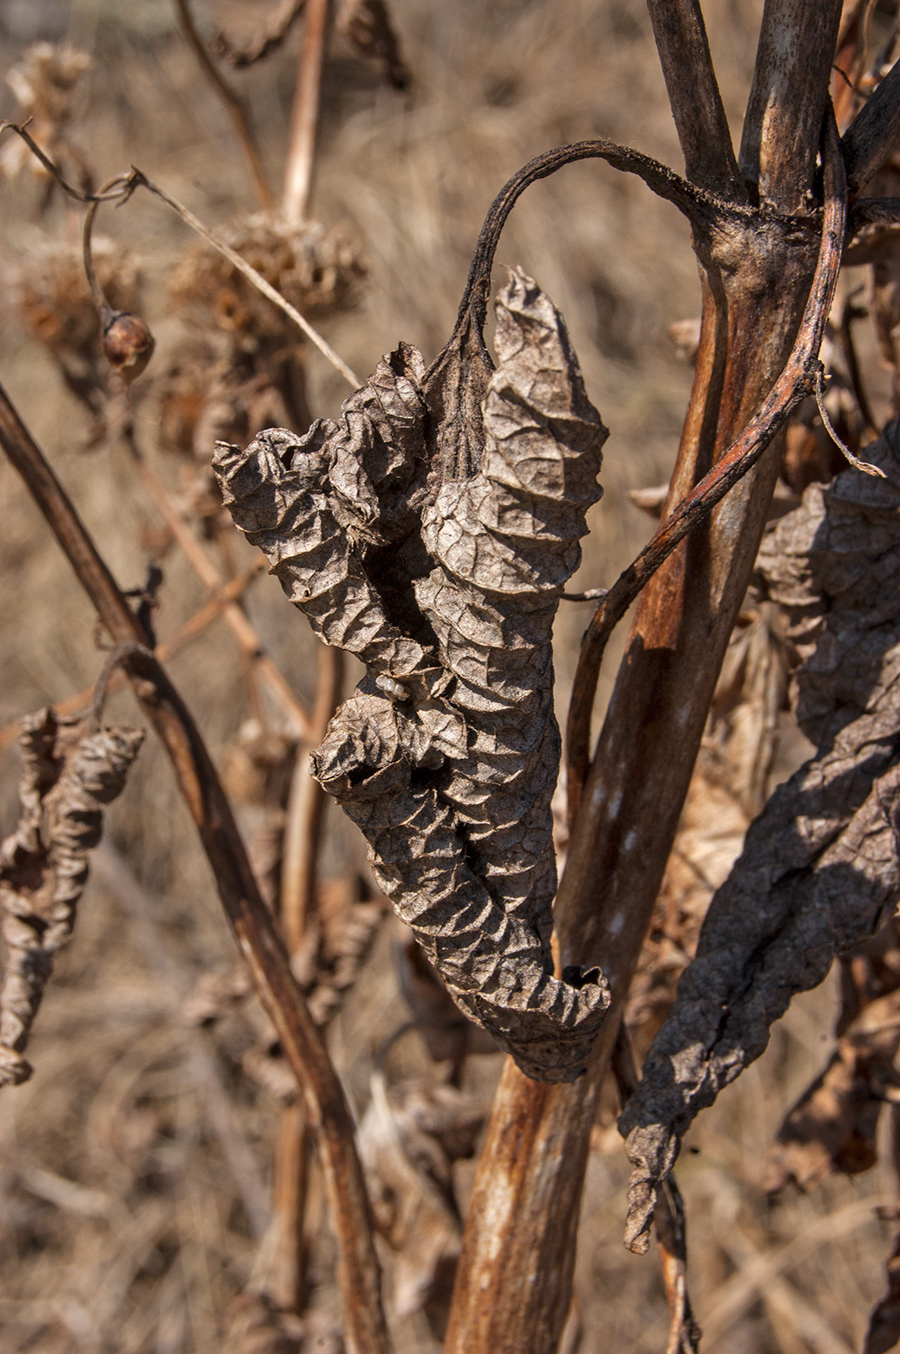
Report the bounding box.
[169,212,366,348]
[16,237,141,360]
[0,43,91,180]
[100,309,155,384]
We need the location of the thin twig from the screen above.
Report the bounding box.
[0,560,268,755]
[0,124,361,388]
[172,0,274,209]
[124,436,312,738]
[0,380,392,1354]
[283,0,332,223]
[814,365,885,476]
[281,643,343,956]
[565,118,847,817]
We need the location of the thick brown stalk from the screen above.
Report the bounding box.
[0,381,391,1354]
[739,0,843,211]
[645,0,742,199]
[445,10,845,1349]
[283,0,331,223]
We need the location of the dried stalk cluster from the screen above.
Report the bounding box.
[0,708,143,1087]
[216,267,609,1081]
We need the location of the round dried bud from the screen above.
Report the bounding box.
[101,310,155,383]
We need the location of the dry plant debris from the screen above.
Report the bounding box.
[358,1073,484,1327]
[0,43,91,184]
[215,266,609,1081]
[621,415,900,1253]
[336,0,410,92]
[764,916,900,1193]
[0,708,143,1088]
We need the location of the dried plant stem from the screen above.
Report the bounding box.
[265,1101,313,1313]
[0,560,266,755]
[172,0,274,209]
[445,14,847,1349]
[565,126,847,816]
[283,0,331,223]
[281,642,343,955]
[269,643,343,1312]
[0,380,391,1354]
[126,439,312,740]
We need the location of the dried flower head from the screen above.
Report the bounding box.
[169,213,366,350]
[16,236,141,360]
[0,43,92,180]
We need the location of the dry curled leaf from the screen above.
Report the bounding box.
[620,417,900,1253]
[0,709,143,1087]
[337,0,410,91]
[215,267,609,1080]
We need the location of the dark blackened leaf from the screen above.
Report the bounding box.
[620,418,900,1252]
[214,268,609,1081]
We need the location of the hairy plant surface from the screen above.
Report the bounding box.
[215,267,609,1080]
[0,708,143,1087]
[621,418,900,1252]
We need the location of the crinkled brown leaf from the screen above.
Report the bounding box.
[620,418,900,1253]
[214,268,609,1081]
[336,0,410,91]
[0,708,143,1086]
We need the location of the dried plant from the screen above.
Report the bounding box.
[215,265,610,1081]
[0,707,143,1086]
[621,417,900,1252]
[15,235,145,440]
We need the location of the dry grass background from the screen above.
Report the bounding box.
[0,1,896,1351]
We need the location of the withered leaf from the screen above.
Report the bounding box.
[0,709,143,1086]
[214,268,609,1081]
[620,417,900,1252]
